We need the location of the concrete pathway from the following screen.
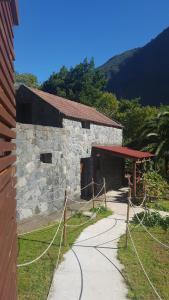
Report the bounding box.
[47,188,151,300]
[47,188,132,300]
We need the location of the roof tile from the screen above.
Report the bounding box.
[26,86,123,129]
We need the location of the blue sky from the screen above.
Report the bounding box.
[14,0,169,83]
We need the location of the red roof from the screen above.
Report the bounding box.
[24,86,123,129]
[93,146,155,160]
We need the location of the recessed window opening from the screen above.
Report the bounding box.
[40,153,52,164]
[82,121,90,129]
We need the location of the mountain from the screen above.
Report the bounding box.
[99,27,169,105]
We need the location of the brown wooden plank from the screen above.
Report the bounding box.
[0,69,15,104]
[0,166,15,192]
[0,46,14,86]
[4,2,14,38]
[0,32,14,79]
[0,189,16,228]
[0,192,16,231]
[0,221,17,295]
[0,2,14,49]
[0,141,16,153]
[0,156,16,172]
[1,2,14,40]
[0,63,15,101]
[0,122,16,139]
[0,86,16,118]
[0,104,16,127]
[0,8,15,60]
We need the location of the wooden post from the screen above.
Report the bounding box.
[103,177,107,208]
[133,160,137,198]
[125,187,131,248]
[63,190,67,246]
[92,177,95,209]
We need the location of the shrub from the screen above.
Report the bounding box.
[132,211,169,231]
[90,206,108,213]
[144,171,169,201]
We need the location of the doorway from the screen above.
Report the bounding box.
[80,157,93,199]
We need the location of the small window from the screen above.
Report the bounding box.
[40,153,52,164]
[82,121,90,129]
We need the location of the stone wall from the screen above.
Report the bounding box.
[16,119,122,220]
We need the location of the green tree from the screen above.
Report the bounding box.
[140,109,169,177]
[114,99,158,144]
[41,58,106,106]
[96,92,119,118]
[15,72,39,88]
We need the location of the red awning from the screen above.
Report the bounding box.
[93,146,154,160]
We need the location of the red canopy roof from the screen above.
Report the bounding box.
[93,146,154,160]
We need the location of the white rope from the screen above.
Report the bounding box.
[132,208,148,230]
[66,206,102,228]
[131,192,147,208]
[81,181,93,191]
[68,197,94,205]
[68,183,105,204]
[17,198,68,267]
[66,185,105,228]
[94,182,103,186]
[18,222,58,237]
[55,226,64,270]
[128,226,163,300]
[129,200,169,250]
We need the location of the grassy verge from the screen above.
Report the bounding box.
[118,226,169,300]
[18,206,111,299]
[147,200,169,212]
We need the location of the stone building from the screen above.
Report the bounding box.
[16,85,123,220]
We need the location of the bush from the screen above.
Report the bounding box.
[144,171,169,201]
[132,211,169,231]
[90,206,108,213]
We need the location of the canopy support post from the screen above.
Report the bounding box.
[133,160,137,198]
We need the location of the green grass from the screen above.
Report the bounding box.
[118,226,169,300]
[18,207,112,299]
[147,200,169,212]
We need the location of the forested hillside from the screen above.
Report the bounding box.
[99,27,169,105]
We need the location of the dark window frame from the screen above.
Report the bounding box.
[81,121,90,129]
[40,153,52,164]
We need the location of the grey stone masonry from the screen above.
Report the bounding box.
[16,119,122,220]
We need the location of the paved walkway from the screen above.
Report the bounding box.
[48,187,169,300]
[48,188,136,300]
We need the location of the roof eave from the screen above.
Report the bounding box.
[11,0,19,25]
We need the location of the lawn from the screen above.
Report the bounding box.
[118,226,169,300]
[147,200,169,212]
[18,207,111,299]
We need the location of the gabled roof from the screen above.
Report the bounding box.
[93,145,154,160]
[20,86,123,129]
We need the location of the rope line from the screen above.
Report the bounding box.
[18,221,60,237]
[68,183,104,204]
[128,226,163,300]
[17,198,67,268]
[129,200,169,250]
[66,185,105,228]
[55,226,64,271]
[81,181,93,191]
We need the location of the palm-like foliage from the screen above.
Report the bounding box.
[140,110,169,177]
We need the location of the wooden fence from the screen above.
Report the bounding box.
[0,0,18,298]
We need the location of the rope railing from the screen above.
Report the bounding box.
[18,179,107,266]
[129,200,169,250]
[66,184,105,228]
[17,198,68,268]
[128,226,163,300]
